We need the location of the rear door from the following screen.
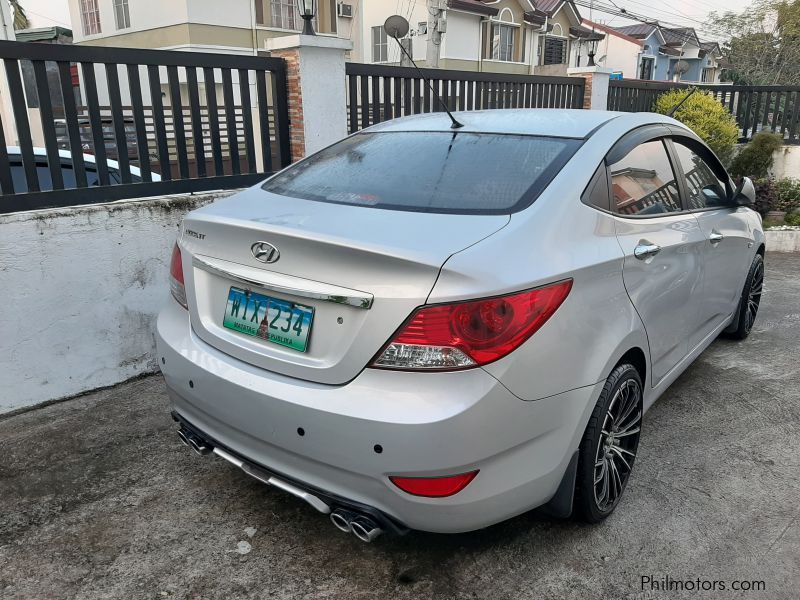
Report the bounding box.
[609,137,706,386]
[669,138,754,348]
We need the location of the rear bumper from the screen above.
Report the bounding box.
[156,299,602,533]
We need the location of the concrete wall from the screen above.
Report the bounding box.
[771,145,800,181]
[0,192,235,414]
[766,230,800,253]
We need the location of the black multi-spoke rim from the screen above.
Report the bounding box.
[745,260,764,333]
[593,379,642,513]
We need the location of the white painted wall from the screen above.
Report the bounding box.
[0,192,234,414]
[765,230,800,253]
[68,0,191,43]
[592,31,641,78]
[359,0,428,64]
[770,145,800,181]
[441,11,481,62]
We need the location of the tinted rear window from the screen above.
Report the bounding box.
[262,131,581,214]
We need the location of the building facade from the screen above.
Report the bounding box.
[611,23,723,84]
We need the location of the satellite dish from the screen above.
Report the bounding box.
[384,15,410,39]
[674,60,690,74]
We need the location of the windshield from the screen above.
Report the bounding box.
[262,131,581,214]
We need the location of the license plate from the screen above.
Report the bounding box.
[222,287,314,352]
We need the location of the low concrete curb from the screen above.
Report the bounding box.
[765,229,800,253]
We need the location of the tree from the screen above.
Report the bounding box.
[708,0,800,85]
[9,0,29,30]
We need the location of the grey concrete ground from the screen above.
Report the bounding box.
[1,253,798,600]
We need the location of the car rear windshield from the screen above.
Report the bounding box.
[261,131,581,214]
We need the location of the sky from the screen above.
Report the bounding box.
[16,0,755,42]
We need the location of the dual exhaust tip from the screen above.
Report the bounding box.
[330,509,383,543]
[177,429,383,542]
[177,427,212,457]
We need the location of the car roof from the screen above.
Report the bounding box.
[5,146,158,180]
[364,109,679,139]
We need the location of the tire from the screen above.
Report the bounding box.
[724,253,764,340]
[574,363,643,523]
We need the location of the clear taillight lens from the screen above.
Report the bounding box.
[169,243,187,309]
[370,280,572,371]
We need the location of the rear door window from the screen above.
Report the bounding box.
[608,140,682,216]
[262,131,581,214]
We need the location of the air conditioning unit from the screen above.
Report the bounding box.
[337,2,353,18]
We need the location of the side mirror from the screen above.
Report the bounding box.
[732,176,755,207]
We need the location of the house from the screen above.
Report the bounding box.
[578,19,642,79]
[66,0,352,54]
[357,0,601,76]
[611,23,722,84]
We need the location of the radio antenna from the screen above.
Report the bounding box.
[666,87,698,117]
[384,15,463,129]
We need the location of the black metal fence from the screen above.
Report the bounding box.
[608,79,800,145]
[346,63,585,133]
[0,40,291,214]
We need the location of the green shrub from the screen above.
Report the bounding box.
[729,132,784,179]
[785,212,800,226]
[654,89,739,165]
[775,178,800,212]
[752,178,779,216]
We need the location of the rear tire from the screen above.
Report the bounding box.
[724,253,764,340]
[574,363,642,523]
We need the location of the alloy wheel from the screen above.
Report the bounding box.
[593,378,641,513]
[745,259,764,334]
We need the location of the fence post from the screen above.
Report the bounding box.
[266,34,353,162]
[566,66,612,110]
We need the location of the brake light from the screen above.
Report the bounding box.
[390,471,479,497]
[371,279,572,370]
[169,243,187,309]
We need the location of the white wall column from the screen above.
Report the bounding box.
[567,65,612,110]
[266,34,353,160]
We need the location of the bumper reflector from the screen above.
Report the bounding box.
[389,470,479,498]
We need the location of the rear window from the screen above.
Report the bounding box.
[262,131,581,214]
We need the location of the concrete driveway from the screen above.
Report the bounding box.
[2,253,798,600]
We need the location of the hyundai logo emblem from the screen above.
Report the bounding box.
[251,241,280,264]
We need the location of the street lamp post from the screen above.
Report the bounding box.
[296,0,317,36]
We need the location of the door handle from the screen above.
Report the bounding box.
[709,232,724,244]
[634,242,661,260]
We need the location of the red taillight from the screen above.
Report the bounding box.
[169,243,187,309]
[389,471,479,498]
[371,279,572,370]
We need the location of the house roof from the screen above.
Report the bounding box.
[700,41,721,55]
[570,24,604,40]
[613,23,658,39]
[447,0,498,16]
[582,19,642,46]
[534,0,564,15]
[658,45,682,57]
[661,27,700,47]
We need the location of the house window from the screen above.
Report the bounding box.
[269,0,299,30]
[639,57,654,80]
[80,0,101,36]
[372,26,388,63]
[491,23,516,61]
[542,37,566,65]
[701,68,715,83]
[113,0,130,30]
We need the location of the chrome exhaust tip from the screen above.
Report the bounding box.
[330,509,355,533]
[350,516,382,543]
[188,436,212,456]
[177,429,191,447]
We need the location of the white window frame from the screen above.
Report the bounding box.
[372,25,388,63]
[270,0,299,30]
[80,0,101,36]
[113,0,130,30]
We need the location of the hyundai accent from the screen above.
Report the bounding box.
[156,109,764,541]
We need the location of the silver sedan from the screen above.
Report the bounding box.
[156,109,764,541]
